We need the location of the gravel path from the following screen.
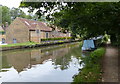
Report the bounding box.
[102,45,119,82]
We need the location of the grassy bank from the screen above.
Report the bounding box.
[73,48,105,82]
[1,40,80,48]
[1,38,71,48]
[1,41,65,48]
[1,42,38,48]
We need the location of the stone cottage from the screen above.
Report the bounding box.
[6,17,71,44]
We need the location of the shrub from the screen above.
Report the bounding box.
[0,31,5,35]
[41,37,72,41]
[90,48,105,62]
[79,41,83,47]
[73,48,105,82]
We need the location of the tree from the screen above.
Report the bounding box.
[0,5,2,25]
[2,6,11,25]
[10,7,26,20]
[20,2,120,45]
[25,14,33,19]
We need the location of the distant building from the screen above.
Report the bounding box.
[6,17,71,44]
[0,26,6,44]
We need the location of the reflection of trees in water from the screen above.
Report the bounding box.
[70,47,82,58]
[53,46,82,70]
[53,54,71,70]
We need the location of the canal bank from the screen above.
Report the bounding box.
[0,40,80,51]
[73,47,105,82]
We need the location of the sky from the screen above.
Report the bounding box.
[0,0,29,14]
[0,0,62,16]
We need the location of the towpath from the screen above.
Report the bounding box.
[102,45,119,82]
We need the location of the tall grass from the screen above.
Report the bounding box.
[73,48,105,82]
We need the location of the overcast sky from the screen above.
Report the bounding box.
[0,0,60,16]
[0,0,29,14]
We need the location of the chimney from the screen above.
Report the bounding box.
[5,22,8,27]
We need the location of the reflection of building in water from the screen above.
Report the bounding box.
[2,45,71,73]
[30,49,42,65]
[4,49,44,72]
[2,56,12,69]
[52,47,69,58]
[5,51,31,73]
[30,49,53,65]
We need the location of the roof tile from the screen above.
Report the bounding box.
[18,17,52,31]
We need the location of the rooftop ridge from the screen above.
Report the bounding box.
[17,17,46,24]
[16,17,52,31]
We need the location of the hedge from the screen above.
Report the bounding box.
[41,37,72,41]
[0,31,5,35]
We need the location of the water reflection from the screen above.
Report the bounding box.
[0,43,87,82]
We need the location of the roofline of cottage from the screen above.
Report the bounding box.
[15,17,71,33]
[16,17,53,32]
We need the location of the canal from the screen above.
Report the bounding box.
[0,42,89,82]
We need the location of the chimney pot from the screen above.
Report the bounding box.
[5,22,8,27]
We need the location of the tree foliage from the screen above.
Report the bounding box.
[20,2,120,44]
[10,7,26,20]
[1,6,11,25]
[1,5,45,26]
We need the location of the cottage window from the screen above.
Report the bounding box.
[36,29,40,34]
[13,38,17,43]
[46,32,49,38]
[2,38,5,44]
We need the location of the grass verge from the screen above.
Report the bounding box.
[73,47,105,82]
[1,42,39,48]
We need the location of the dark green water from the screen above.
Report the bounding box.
[0,42,89,82]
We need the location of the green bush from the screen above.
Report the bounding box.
[90,48,105,61]
[41,37,72,41]
[102,34,109,43]
[79,41,83,47]
[73,48,105,82]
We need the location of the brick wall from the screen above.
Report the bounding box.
[6,18,71,44]
[50,31,71,38]
[30,30,51,42]
[6,18,29,44]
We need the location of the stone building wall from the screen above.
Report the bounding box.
[6,18,29,44]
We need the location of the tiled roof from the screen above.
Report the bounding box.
[17,17,52,32]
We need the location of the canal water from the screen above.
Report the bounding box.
[0,42,89,82]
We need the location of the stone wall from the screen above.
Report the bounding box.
[49,31,71,38]
[6,18,29,44]
[30,30,51,43]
